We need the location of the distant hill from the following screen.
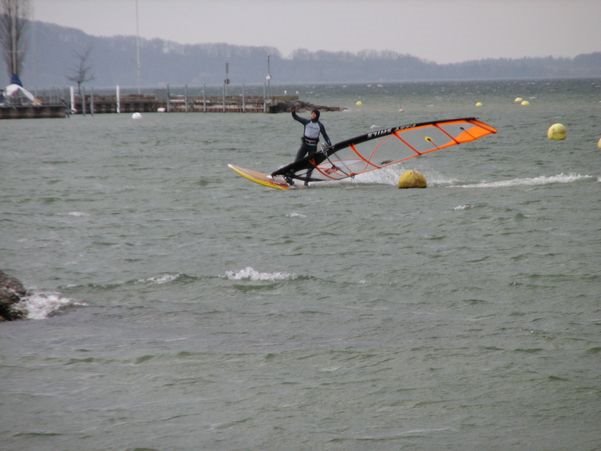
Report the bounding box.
[2,20,600,89]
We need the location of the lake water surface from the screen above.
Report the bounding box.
[1,80,600,450]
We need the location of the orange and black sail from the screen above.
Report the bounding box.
[272,117,497,183]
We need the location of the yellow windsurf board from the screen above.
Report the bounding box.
[227,164,291,191]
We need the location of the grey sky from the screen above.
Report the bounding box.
[31,0,601,64]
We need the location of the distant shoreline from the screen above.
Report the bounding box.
[4,20,600,88]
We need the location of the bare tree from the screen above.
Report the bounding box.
[0,0,30,79]
[67,45,95,114]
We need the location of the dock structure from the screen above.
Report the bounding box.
[167,95,301,113]
[1,92,339,119]
[65,93,304,114]
[84,94,161,114]
[0,104,67,119]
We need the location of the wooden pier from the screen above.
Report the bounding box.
[1,93,339,118]
[64,94,333,115]
[0,104,67,119]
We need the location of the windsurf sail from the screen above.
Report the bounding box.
[272,117,496,183]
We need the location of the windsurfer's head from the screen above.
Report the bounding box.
[311,109,320,121]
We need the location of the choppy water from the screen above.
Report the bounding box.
[1,79,601,450]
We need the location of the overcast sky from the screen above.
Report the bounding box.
[31,0,601,64]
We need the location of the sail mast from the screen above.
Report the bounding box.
[135,0,141,94]
[10,3,17,74]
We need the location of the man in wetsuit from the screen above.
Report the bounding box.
[287,108,332,186]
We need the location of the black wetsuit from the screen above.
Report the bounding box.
[291,111,332,184]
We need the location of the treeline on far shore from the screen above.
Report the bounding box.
[2,20,600,88]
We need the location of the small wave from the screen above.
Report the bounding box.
[61,273,194,291]
[287,212,307,218]
[223,266,295,282]
[351,167,401,186]
[454,173,593,189]
[419,169,459,186]
[17,291,86,320]
[67,211,89,217]
[138,273,184,285]
[334,427,454,443]
[454,204,472,210]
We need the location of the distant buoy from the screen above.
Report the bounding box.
[157,107,166,113]
[547,123,567,141]
[514,97,523,103]
[397,170,427,189]
[597,137,601,150]
[355,100,363,107]
[520,100,530,106]
[475,101,483,107]
[132,112,142,119]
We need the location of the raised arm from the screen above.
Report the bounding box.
[292,110,309,125]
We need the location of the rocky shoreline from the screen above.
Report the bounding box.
[0,270,27,321]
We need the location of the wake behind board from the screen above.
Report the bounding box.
[228,164,291,191]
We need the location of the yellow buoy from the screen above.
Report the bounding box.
[355,100,363,107]
[547,123,567,141]
[514,97,523,103]
[521,100,530,106]
[397,170,427,189]
[475,101,483,107]
[597,137,601,150]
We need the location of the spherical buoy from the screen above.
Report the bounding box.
[397,170,427,189]
[475,101,483,107]
[520,100,530,106]
[131,112,142,119]
[355,100,363,107]
[514,97,523,103]
[547,123,567,141]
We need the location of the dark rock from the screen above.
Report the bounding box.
[0,271,27,321]
[0,270,26,296]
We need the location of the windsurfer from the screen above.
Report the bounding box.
[286,108,332,186]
